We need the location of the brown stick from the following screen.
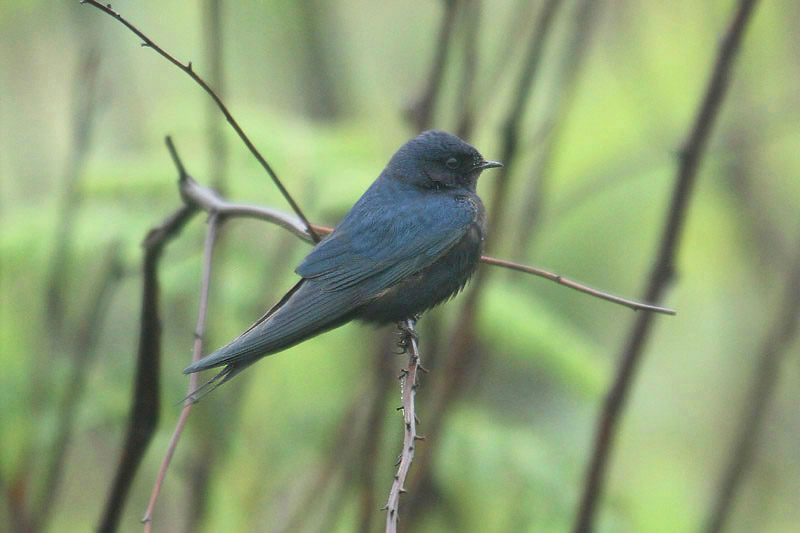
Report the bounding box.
[97,205,197,533]
[383,319,423,533]
[571,1,762,531]
[79,0,320,243]
[480,257,675,315]
[142,213,221,530]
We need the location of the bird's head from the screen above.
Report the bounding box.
[387,130,502,192]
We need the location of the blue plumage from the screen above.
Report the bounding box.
[183,130,502,394]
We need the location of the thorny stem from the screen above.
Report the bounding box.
[383,319,423,533]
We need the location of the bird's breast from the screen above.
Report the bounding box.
[357,194,485,324]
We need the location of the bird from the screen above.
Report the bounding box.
[183,130,502,398]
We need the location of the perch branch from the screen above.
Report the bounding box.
[383,319,423,533]
[481,257,675,315]
[142,213,221,530]
[80,0,320,243]
[572,1,762,531]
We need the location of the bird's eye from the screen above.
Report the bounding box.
[445,157,459,169]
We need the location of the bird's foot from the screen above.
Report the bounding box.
[395,318,419,353]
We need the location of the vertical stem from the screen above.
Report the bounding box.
[572,1,762,531]
[383,319,422,533]
[142,214,220,531]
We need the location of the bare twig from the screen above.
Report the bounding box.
[142,213,221,530]
[80,0,320,243]
[383,319,423,533]
[406,0,459,130]
[185,2,227,527]
[34,243,123,533]
[572,1,762,531]
[97,206,196,533]
[164,137,313,241]
[703,235,800,533]
[481,256,675,315]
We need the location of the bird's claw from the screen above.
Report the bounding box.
[395,319,419,353]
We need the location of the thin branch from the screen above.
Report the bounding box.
[185,2,227,527]
[142,213,221,530]
[703,235,800,533]
[164,137,314,241]
[383,319,423,533]
[481,257,675,315]
[80,0,320,243]
[97,205,196,533]
[572,1,762,531]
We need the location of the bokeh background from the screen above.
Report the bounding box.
[2,0,799,532]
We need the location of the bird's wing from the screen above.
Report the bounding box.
[296,193,477,293]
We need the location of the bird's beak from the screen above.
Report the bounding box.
[476,160,503,170]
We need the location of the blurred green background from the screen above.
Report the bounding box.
[1,0,799,532]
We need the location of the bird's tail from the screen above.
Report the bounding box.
[182,279,355,397]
